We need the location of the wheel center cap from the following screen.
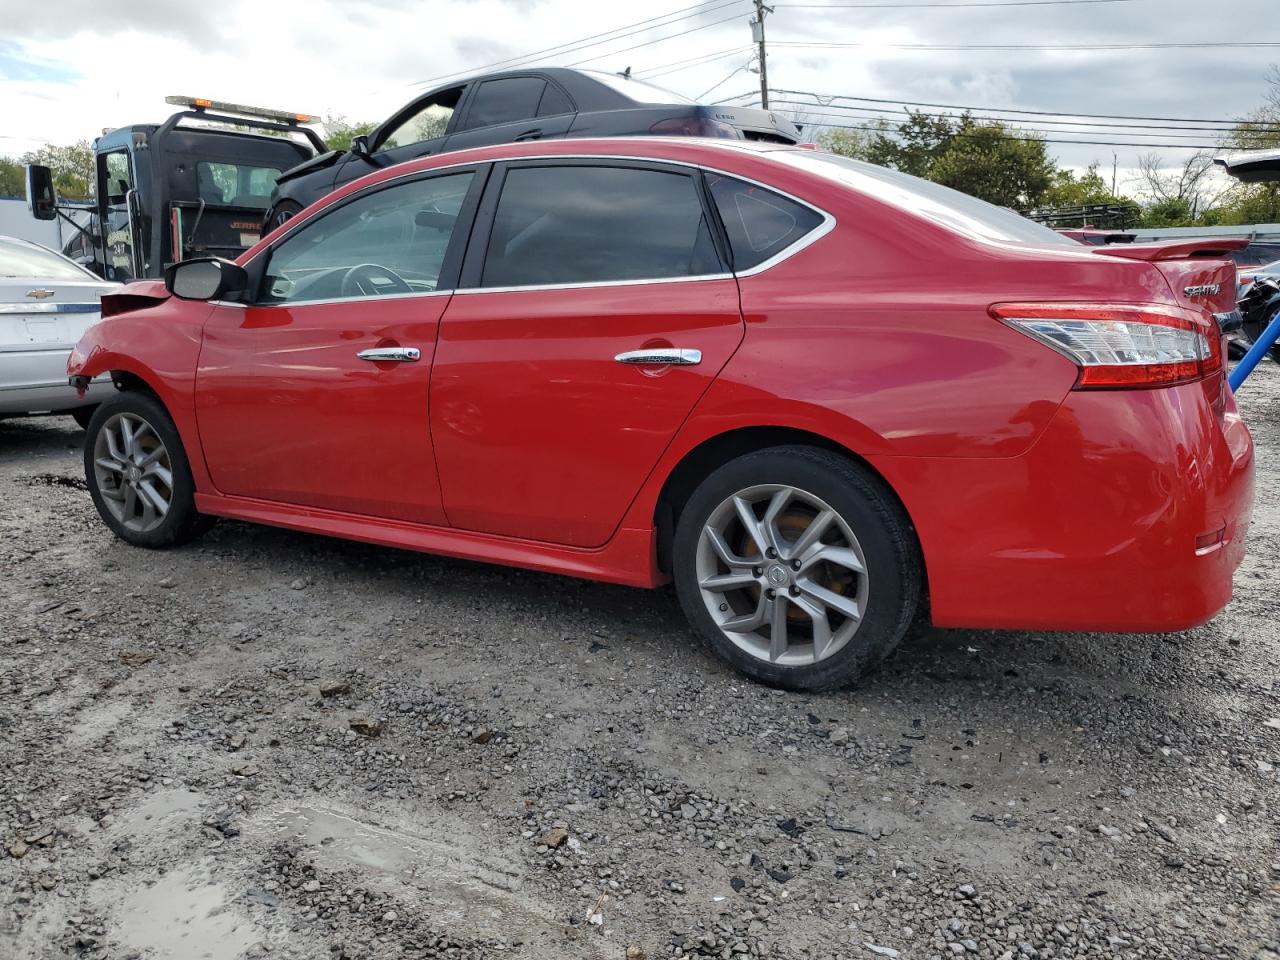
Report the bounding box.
[126,465,141,482]
[766,564,790,587]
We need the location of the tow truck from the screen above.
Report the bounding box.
[26,97,324,282]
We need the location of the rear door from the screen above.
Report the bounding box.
[429,159,744,547]
[444,76,576,150]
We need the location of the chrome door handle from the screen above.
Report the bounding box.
[357,347,420,362]
[614,348,702,366]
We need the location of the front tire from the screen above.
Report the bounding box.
[673,446,921,691]
[83,391,212,548]
[263,199,303,237]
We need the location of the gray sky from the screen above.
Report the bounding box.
[0,0,1275,196]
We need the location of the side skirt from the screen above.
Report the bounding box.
[193,492,667,589]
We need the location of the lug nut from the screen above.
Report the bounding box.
[766,548,777,559]
[789,586,800,596]
[753,567,763,577]
[792,559,802,570]
[766,589,775,599]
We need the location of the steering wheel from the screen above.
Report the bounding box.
[340,263,413,298]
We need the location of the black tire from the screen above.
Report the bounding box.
[263,199,303,236]
[70,405,96,430]
[83,390,213,548]
[672,446,921,691]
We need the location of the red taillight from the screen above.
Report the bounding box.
[649,116,740,139]
[990,302,1222,390]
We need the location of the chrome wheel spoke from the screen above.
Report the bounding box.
[705,527,754,570]
[122,483,138,520]
[103,425,127,463]
[139,445,166,468]
[722,592,769,633]
[700,571,758,593]
[119,417,136,457]
[769,596,789,661]
[760,488,793,557]
[733,496,770,557]
[801,543,864,575]
[798,577,862,622]
[137,480,170,517]
[790,508,835,560]
[95,457,124,474]
[145,463,173,488]
[99,484,126,502]
[791,593,835,660]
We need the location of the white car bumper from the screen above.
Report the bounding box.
[0,346,112,415]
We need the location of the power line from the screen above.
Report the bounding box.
[639,47,755,81]
[635,46,748,77]
[411,0,748,88]
[777,0,1142,7]
[698,59,759,99]
[794,116,1222,149]
[771,40,1280,50]
[562,12,750,69]
[765,97,1274,135]
[769,88,1280,127]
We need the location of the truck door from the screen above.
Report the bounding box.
[96,150,141,282]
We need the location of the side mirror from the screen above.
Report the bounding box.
[350,134,371,158]
[165,258,249,301]
[26,164,57,221]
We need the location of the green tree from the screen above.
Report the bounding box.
[0,157,23,198]
[20,141,94,199]
[323,114,378,152]
[815,125,882,161]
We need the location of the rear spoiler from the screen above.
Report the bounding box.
[1093,238,1250,262]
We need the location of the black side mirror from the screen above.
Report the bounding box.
[26,164,57,221]
[350,134,371,158]
[165,258,249,301]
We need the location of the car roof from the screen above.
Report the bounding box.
[423,66,693,110]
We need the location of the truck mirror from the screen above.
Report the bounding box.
[26,164,57,221]
[165,258,249,301]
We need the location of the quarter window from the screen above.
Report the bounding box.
[480,165,721,288]
[705,173,824,271]
[260,172,474,304]
[463,78,547,130]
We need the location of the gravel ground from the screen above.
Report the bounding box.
[2,366,1278,960]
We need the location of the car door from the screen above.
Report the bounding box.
[430,159,744,548]
[332,84,469,191]
[195,166,486,524]
[443,76,577,151]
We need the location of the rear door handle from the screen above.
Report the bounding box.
[357,347,420,362]
[614,348,702,366]
[514,128,543,141]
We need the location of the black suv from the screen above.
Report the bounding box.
[264,67,801,231]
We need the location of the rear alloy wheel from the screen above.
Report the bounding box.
[674,446,920,690]
[84,391,212,548]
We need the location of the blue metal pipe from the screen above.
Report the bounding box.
[1228,309,1280,392]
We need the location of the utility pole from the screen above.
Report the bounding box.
[752,0,772,109]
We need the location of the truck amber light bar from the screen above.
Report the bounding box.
[990,302,1222,390]
[165,96,318,125]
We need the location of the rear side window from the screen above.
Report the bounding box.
[463,78,546,130]
[706,174,824,271]
[537,84,574,117]
[481,165,722,287]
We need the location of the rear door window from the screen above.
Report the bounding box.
[479,164,722,287]
[462,78,547,131]
[705,173,824,271]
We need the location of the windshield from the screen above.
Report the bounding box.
[581,70,695,105]
[779,151,1076,247]
[0,237,95,279]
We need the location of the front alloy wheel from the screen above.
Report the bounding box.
[92,412,174,533]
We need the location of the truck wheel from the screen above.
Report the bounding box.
[83,391,213,548]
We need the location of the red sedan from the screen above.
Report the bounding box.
[68,138,1254,690]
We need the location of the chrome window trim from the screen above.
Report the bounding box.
[234,289,454,310]
[245,151,836,294]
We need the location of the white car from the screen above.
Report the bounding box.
[0,236,118,427]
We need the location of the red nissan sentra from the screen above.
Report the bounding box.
[68,138,1254,690]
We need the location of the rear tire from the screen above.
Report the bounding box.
[83,391,212,548]
[672,446,921,691]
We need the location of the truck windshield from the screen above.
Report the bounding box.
[197,161,283,208]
